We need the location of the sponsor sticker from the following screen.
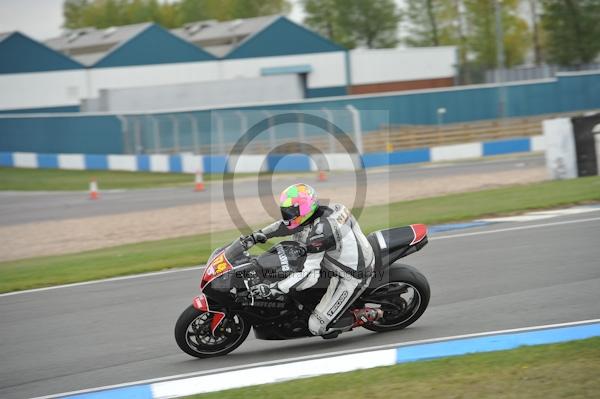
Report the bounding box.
[275,244,290,272]
[326,290,348,317]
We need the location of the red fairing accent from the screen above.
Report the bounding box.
[409,224,428,245]
[200,251,233,289]
[192,294,209,312]
[210,311,226,336]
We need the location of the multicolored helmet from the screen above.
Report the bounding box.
[279,183,319,229]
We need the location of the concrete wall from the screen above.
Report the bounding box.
[0,47,459,112]
[92,74,304,112]
[0,70,85,111]
[221,51,347,90]
[350,46,456,85]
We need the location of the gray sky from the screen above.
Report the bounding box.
[0,0,65,40]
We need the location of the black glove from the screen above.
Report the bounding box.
[239,231,267,250]
[251,231,268,244]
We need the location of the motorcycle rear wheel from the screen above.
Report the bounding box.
[362,265,430,332]
[174,305,250,358]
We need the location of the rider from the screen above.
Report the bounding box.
[243,183,382,337]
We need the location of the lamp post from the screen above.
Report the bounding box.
[495,0,507,119]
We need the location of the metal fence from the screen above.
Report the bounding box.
[119,107,369,156]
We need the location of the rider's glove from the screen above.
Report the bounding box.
[251,231,268,244]
[240,231,268,250]
[251,283,283,298]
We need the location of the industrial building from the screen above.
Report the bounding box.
[0,15,457,113]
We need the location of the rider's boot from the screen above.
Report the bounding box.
[351,307,383,328]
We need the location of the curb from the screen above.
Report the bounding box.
[42,319,600,399]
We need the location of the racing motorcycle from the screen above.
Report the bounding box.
[174,224,431,358]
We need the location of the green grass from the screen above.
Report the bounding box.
[357,174,600,232]
[186,337,600,399]
[0,167,242,191]
[1,176,599,293]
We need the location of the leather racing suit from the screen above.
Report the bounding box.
[257,203,374,336]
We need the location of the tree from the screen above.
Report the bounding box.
[302,0,401,49]
[463,0,530,69]
[64,0,91,29]
[62,0,291,29]
[526,0,544,65]
[404,0,459,47]
[540,0,600,66]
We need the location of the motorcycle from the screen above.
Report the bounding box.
[174,224,431,358]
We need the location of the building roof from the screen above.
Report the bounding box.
[45,23,152,66]
[45,23,215,67]
[225,16,345,59]
[171,15,278,58]
[0,32,12,43]
[43,15,343,65]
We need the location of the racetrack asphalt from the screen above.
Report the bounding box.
[0,154,544,226]
[0,211,598,398]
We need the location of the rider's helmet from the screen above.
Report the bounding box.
[279,183,319,229]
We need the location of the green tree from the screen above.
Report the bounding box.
[63,0,91,29]
[176,0,291,24]
[404,0,459,47]
[464,0,530,69]
[302,0,401,49]
[540,0,600,66]
[63,0,291,29]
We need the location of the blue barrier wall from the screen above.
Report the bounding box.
[0,115,123,154]
[1,72,598,154]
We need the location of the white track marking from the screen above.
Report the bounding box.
[3,214,600,297]
[477,205,600,223]
[31,318,600,399]
[431,216,600,241]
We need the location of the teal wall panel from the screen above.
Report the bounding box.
[94,24,215,68]
[0,115,122,154]
[0,105,80,114]
[226,17,344,59]
[0,32,83,74]
[1,73,598,155]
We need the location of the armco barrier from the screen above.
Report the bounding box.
[0,135,546,174]
[49,320,600,399]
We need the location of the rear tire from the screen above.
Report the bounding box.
[362,264,430,332]
[174,305,250,358]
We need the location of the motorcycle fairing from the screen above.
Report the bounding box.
[201,250,233,289]
[368,224,428,270]
[192,293,226,335]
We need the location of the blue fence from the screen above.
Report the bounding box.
[1,72,598,154]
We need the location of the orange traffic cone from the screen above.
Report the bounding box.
[89,178,99,200]
[317,170,327,182]
[194,170,205,192]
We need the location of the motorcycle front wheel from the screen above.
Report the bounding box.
[174,305,250,358]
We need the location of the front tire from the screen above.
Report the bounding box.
[174,305,250,358]
[362,264,430,332]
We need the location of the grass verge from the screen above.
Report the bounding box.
[186,337,600,399]
[1,176,599,293]
[0,167,242,191]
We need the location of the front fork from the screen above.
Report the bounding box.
[192,293,226,336]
